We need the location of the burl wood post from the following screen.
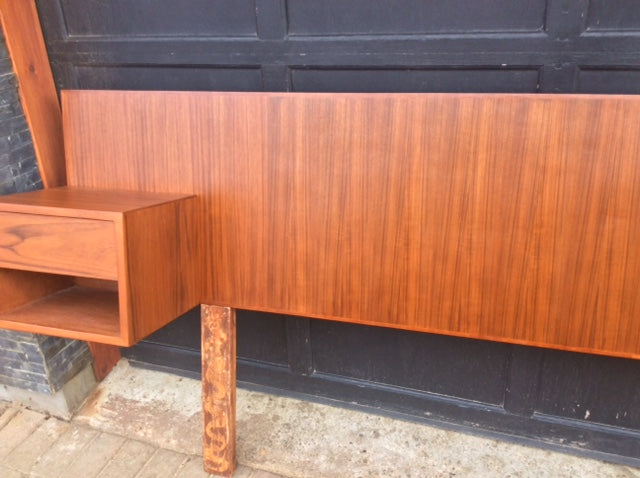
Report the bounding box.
[201,305,237,477]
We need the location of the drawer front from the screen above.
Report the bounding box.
[0,212,118,280]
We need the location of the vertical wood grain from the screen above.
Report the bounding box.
[201,305,236,477]
[82,272,122,376]
[62,91,640,359]
[0,0,66,187]
[124,196,200,343]
[87,342,121,381]
[0,268,70,312]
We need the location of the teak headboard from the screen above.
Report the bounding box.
[61,90,640,360]
[0,90,636,476]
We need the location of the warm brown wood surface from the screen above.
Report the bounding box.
[0,1,123,376]
[0,187,199,346]
[0,286,121,343]
[62,91,640,359]
[0,0,66,188]
[0,269,70,313]
[0,211,118,280]
[87,342,122,381]
[123,197,201,341]
[201,305,236,477]
[0,186,192,217]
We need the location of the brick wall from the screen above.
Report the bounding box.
[0,28,92,395]
[0,332,92,394]
[0,31,40,195]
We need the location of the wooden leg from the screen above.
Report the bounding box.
[201,305,237,477]
[87,343,121,381]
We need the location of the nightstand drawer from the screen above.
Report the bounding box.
[0,212,118,280]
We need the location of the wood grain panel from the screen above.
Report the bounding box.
[0,268,70,312]
[0,186,191,217]
[0,212,118,280]
[87,342,121,381]
[123,197,201,341]
[62,91,640,358]
[0,286,122,344]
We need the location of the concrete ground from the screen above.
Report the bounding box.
[1,359,639,478]
[0,402,282,478]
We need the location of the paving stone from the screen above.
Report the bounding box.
[96,438,156,478]
[30,425,99,477]
[3,415,70,473]
[251,470,289,478]
[233,465,255,478]
[62,431,126,478]
[174,455,215,478]
[0,406,18,429]
[0,464,25,478]
[136,447,188,478]
[0,408,45,459]
[624,467,640,478]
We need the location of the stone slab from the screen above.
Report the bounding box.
[136,447,188,478]
[174,456,216,478]
[96,438,156,478]
[62,432,125,478]
[0,408,45,459]
[0,464,25,478]
[30,425,99,477]
[73,360,639,478]
[3,415,70,473]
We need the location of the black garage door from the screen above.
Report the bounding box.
[37,0,640,464]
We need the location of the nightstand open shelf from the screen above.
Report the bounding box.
[0,187,199,346]
[0,280,120,342]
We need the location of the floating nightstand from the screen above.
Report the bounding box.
[0,186,199,346]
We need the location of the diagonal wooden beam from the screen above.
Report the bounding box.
[0,0,66,188]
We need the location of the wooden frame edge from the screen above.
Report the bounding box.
[0,0,66,188]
